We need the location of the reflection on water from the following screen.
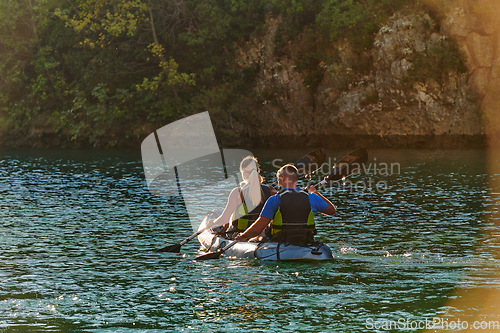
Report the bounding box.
[0,148,498,332]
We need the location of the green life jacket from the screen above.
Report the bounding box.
[270,189,316,236]
[230,184,271,232]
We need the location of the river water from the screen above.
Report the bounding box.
[1,148,498,332]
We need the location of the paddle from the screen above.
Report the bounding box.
[270,147,325,187]
[152,148,326,253]
[194,239,239,260]
[155,228,206,253]
[314,147,368,188]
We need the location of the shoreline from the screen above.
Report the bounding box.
[247,134,487,149]
[0,133,488,150]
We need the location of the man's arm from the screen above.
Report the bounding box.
[308,186,336,216]
[235,192,278,241]
[234,216,271,241]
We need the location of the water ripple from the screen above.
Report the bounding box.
[0,148,497,332]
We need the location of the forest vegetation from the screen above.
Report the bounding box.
[0,0,466,148]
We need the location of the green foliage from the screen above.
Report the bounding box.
[55,0,147,47]
[180,0,267,46]
[0,0,469,147]
[404,38,468,86]
[136,44,196,92]
[0,0,66,131]
[270,0,305,14]
[0,0,269,146]
[315,0,418,65]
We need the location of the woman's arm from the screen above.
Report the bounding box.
[208,187,240,227]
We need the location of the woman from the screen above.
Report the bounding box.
[211,155,276,239]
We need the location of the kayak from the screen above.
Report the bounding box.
[197,211,334,261]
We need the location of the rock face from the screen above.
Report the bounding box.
[232,5,495,148]
[439,0,500,141]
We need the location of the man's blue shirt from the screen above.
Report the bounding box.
[260,187,328,219]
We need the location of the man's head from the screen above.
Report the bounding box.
[276,164,299,187]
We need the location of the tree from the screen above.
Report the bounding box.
[58,0,195,99]
[0,0,269,146]
[0,0,66,132]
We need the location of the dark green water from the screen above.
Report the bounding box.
[0,148,496,332]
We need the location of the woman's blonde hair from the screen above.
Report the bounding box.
[239,155,263,208]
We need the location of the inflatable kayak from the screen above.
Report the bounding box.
[197,211,334,261]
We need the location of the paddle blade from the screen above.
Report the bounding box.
[294,148,326,175]
[195,250,223,260]
[155,243,181,253]
[326,148,368,182]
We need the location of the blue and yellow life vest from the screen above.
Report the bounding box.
[270,189,316,235]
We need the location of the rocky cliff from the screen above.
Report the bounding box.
[228,2,498,148]
[440,0,500,144]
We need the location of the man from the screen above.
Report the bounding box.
[235,164,336,244]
